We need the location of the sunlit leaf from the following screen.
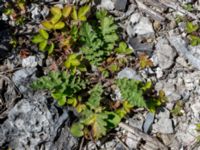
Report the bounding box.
[78,5,90,21]
[54,21,65,30]
[70,122,84,137]
[71,6,78,20]
[41,21,53,30]
[32,35,44,43]
[62,5,72,18]
[39,29,49,40]
[39,40,47,51]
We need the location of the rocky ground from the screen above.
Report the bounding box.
[0,0,200,149]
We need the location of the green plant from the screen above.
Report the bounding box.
[70,84,121,139]
[116,79,166,113]
[186,22,199,33]
[189,35,200,46]
[71,5,90,22]
[185,22,200,46]
[31,71,86,106]
[116,78,147,108]
[32,29,54,54]
[32,4,90,55]
[139,53,154,69]
[183,4,194,12]
[79,9,119,65]
[115,42,132,54]
[31,5,164,141]
[64,53,86,73]
[171,101,184,116]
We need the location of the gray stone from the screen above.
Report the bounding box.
[168,35,200,70]
[129,13,141,24]
[125,132,140,149]
[127,16,154,37]
[117,67,142,80]
[157,108,170,119]
[191,101,200,118]
[22,56,38,68]
[99,0,115,10]
[114,0,127,11]
[176,123,198,147]
[156,37,177,70]
[129,114,144,131]
[143,112,154,133]
[12,68,36,93]
[129,37,153,54]
[153,118,174,134]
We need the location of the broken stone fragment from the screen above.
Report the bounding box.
[114,0,127,11]
[127,14,155,38]
[155,37,177,70]
[143,112,154,133]
[99,0,115,10]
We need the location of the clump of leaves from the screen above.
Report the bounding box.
[79,9,119,65]
[185,22,200,46]
[32,29,54,54]
[32,4,90,55]
[188,35,200,46]
[64,53,86,74]
[31,71,86,106]
[146,90,167,113]
[195,124,200,143]
[31,5,164,141]
[42,6,67,30]
[186,22,199,33]
[138,53,154,69]
[70,84,121,139]
[116,78,166,113]
[171,101,184,116]
[115,42,132,54]
[183,4,194,12]
[116,78,147,108]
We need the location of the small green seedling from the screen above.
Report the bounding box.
[32,29,54,54]
[186,22,199,33]
[115,42,132,54]
[71,5,90,22]
[42,6,66,30]
[189,35,200,46]
[64,53,86,73]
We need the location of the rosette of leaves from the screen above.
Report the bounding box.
[32,29,54,54]
[31,71,86,106]
[71,5,90,22]
[41,5,90,30]
[185,22,200,46]
[115,42,132,55]
[70,84,121,139]
[41,6,67,30]
[32,5,90,54]
[64,53,87,74]
[79,9,119,66]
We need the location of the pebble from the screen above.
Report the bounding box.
[155,37,177,70]
[99,0,115,10]
[117,67,142,80]
[114,0,127,11]
[152,118,174,134]
[143,112,154,133]
[22,56,37,68]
